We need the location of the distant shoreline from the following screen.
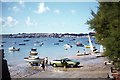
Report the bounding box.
[1,32,95,38]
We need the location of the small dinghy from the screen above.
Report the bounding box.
[9,47,20,51]
[64,44,72,50]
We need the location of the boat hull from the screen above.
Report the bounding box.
[24,58,44,63]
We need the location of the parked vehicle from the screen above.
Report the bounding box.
[50,58,80,67]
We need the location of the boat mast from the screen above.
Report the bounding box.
[88,34,94,52]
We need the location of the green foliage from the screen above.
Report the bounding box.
[87,2,120,67]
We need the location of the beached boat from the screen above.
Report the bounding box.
[8,47,20,51]
[76,51,90,56]
[24,56,44,63]
[76,52,84,56]
[29,48,38,55]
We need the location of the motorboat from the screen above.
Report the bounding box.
[76,42,84,47]
[64,44,72,50]
[76,52,84,56]
[9,47,20,51]
[76,51,90,56]
[85,45,90,48]
[23,39,30,42]
[58,39,64,42]
[0,44,3,47]
[19,43,26,45]
[29,48,38,55]
[54,43,59,45]
[34,41,40,43]
[24,56,44,63]
[34,43,44,46]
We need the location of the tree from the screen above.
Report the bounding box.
[87,2,120,67]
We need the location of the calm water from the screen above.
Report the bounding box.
[1,37,100,65]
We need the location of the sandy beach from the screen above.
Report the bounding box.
[8,54,112,79]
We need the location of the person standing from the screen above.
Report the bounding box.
[41,60,45,71]
[61,59,67,71]
[45,57,48,65]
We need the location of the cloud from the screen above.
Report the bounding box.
[1,16,18,27]
[35,2,50,14]
[71,10,77,14]
[54,9,60,14]
[25,17,37,26]
[6,16,18,26]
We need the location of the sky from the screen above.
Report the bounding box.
[0,1,98,34]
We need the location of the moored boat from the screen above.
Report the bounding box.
[19,43,26,45]
[64,44,72,50]
[54,43,59,45]
[85,46,90,48]
[29,48,38,55]
[0,44,3,47]
[8,47,20,51]
[76,42,84,47]
[23,39,30,42]
[58,39,64,42]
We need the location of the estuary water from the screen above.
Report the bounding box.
[1,37,100,66]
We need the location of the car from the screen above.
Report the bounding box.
[50,58,80,67]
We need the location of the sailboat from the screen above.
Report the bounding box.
[88,34,99,53]
[88,34,94,52]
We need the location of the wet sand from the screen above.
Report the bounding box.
[8,54,111,78]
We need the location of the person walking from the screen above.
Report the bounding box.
[41,60,45,71]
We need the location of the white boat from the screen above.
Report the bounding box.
[9,47,20,51]
[76,52,84,56]
[76,51,90,56]
[29,48,38,55]
[24,56,44,63]
[0,44,3,47]
[64,44,72,50]
[19,43,26,45]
